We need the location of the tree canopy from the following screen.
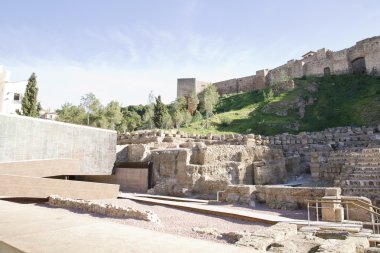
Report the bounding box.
[19,73,41,117]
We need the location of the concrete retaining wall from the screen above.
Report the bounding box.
[0,113,116,174]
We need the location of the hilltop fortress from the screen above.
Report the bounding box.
[177,35,380,97]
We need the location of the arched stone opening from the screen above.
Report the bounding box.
[324,67,331,76]
[351,57,366,74]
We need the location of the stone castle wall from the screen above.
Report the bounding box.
[177,35,380,97]
[213,70,268,95]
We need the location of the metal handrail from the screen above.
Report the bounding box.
[345,198,380,212]
[306,199,380,218]
[306,198,380,234]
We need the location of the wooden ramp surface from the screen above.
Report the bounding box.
[0,159,121,200]
[120,193,363,231]
[131,193,209,203]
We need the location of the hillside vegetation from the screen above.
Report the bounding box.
[182,74,380,135]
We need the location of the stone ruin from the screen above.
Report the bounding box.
[117,125,380,214]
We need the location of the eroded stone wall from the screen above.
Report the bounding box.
[217,185,338,209]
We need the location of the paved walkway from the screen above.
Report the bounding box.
[0,200,261,253]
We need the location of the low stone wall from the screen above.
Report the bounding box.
[257,185,331,208]
[217,185,257,207]
[341,196,374,222]
[48,195,160,223]
[218,185,340,209]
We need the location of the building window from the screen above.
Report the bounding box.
[14,93,21,101]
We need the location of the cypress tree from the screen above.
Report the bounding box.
[153,95,167,128]
[21,73,40,117]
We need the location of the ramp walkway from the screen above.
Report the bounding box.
[0,159,120,200]
[120,193,363,232]
[0,200,260,253]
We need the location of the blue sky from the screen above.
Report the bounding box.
[1,0,379,109]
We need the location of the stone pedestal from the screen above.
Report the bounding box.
[310,152,321,179]
[321,196,344,222]
[321,188,344,222]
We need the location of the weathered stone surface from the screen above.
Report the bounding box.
[267,200,298,210]
[236,236,274,250]
[127,144,151,162]
[267,241,298,253]
[365,248,380,253]
[316,237,369,253]
[218,185,256,206]
[348,237,370,253]
[219,231,248,243]
[236,223,297,250]
[315,231,349,240]
[192,227,219,237]
[48,195,160,223]
[317,239,356,253]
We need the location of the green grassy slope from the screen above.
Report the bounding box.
[182,74,380,135]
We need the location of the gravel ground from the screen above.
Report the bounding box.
[92,199,267,243]
[85,198,309,244]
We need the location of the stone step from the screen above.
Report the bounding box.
[356,159,380,162]
[341,180,380,187]
[350,171,380,176]
[348,171,380,175]
[353,167,380,172]
[362,148,380,153]
[342,188,380,196]
[356,163,380,167]
[343,184,380,188]
[342,187,380,191]
[344,174,380,180]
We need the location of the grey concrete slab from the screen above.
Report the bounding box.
[0,113,116,174]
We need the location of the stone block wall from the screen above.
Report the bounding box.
[177,78,209,98]
[213,78,239,95]
[257,185,329,208]
[218,184,340,209]
[211,71,268,95]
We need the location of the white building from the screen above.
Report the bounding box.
[40,109,58,121]
[0,66,27,114]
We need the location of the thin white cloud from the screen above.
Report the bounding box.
[2,26,276,109]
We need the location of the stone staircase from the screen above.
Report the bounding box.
[336,148,380,206]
